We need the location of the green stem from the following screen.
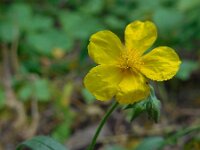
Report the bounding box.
[159,125,200,149]
[87,101,119,150]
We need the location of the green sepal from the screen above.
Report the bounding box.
[124,85,161,123]
[146,87,161,123]
[130,99,148,121]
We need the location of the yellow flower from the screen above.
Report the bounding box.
[84,20,181,104]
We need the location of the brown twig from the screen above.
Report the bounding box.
[10,28,20,74]
[24,98,40,138]
[1,44,27,129]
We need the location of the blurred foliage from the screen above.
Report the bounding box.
[0,0,199,77]
[104,125,200,150]
[0,0,200,149]
[0,86,5,109]
[17,136,68,150]
[135,136,164,150]
[184,135,200,150]
[105,145,125,150]
[176,60,199,80]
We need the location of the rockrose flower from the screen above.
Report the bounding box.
[84,20,181,104]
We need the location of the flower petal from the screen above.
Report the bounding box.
[84,65,123,101]
[116,70,150,104]
[125,20,157,56]
[88,30,123,65]
[140,46,181,81]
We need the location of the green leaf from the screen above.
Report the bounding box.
[0,88,5,109]
[135,136,164,150]
[0,22,19,42]
[27,15,54,32]
[104,15,126,30]
[33,79,51,102]
[51,107,75,142]
[18,84,33,102]
[178,0,200,11]
[7,3,32,30]
[48,30,73,51]
[52,121,72,142]
[109,5,130,18]
[27,29,72,55]
[27,33,53,55]
[17,136,67,150]
[21,57,41,74]
[18,79,51,102]
[176,60,199,80]
[79,0,104,15]
[137,0,161,10]
[59,11,104,40]
[163,125,200,146]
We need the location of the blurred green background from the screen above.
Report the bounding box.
[0,0,200,150]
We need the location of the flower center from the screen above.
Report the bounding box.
[118,49,143,71]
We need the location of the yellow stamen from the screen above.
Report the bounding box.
[118,49,143,71]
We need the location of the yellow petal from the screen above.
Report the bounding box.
[125,20,157,56]
[140,46,181,81]
[88,30,123,65]
[84,65,123,101]
[116,70,150,104]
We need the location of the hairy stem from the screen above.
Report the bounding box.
[87,101,119,150]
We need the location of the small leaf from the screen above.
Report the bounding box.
[33,79,51,102]
[18,84,33,102]
[51,107,75,142]
[52,121,72,142]
[135,136,164,150]
[17,136,67,150]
